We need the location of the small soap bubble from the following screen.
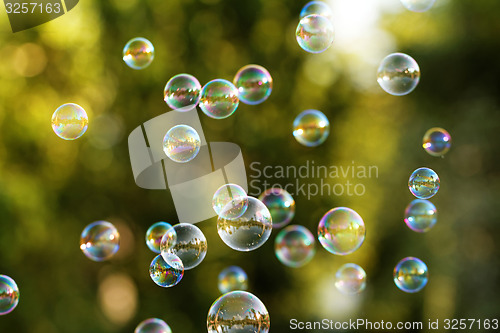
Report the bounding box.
[408,167,440,199]
[160,223,207,270]
[164,74,201,112]
[212,184,248,219]
[51,103,88,140]
[400,0,435,12]
[123,37,155,70]
[135,318,172,333]
[404,199,437,232]
[318,207,365,255]
[199,79,239,119]
[145,222,176,254]
[296,14,334,54]
[377,53,420,96]
[207,291,270,333]
[218,266,248,294]
[233,65,273,105]
[162,125,201,163]
[300,1,333,19]
[423,127,451,157]
[149,254,184,288]
[0,275,19,315]
[293,109,330,147]
[275,225,316,268]
[335,263,367,295]
[258,188,295,228]
[394,257,428,293]
[217,197,273,252]
[80,221,120,262]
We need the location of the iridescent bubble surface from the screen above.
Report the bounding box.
[217,197,273,252]
[394,257,428,293]
[218,266,248,294]
[161,223,207,270]
[212,184,248,219]
[275,225,316,268]
[123,37,154,70]
[404,199,437,233]
[377,53,420,96]
[408,167,440,199]
[199,79,239,119]
[335,263,367,295]
[135,318,172,333]
[233,65,273,105]
[258,188,295,228]
[318,207,365,255]
[207,291,270,333]
[162,124,201,163]
[293,109,330,147]
[51,103,88,140]
[300,1,333,19]
[164,74,201,112]
[80,221,120,262]
[423,127,452,157]
[0,275,19,315]
[145,222,176,254]
[400,0,435,12]
[296,14,334,54]
[149,254,184,288]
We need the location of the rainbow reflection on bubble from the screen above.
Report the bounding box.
[335,263,367,295]
[275,225,316,268]
[394,257,428,293]
[160,223,207,270]
[51,103,88,140]
[149,254,184,288]
[318,207,365,255]
[377,53,420,96]
[145,222,176,254]
[300,1,333,19]
[423,127,451,157]
[400,0,435,12]
[80,221,120,262]
[233,64,273,105]
[164,74,201,112]
[296,14,334,54]
[212,184,248,219]
[162,124,201,163]
[123,37,155,70]
[218,266,248,294]
[408,167,440,199]
[0,275,19,315]
[404,199,437,233]
[199,79,239,119]
[258,188,295,228]
[135,318,172,333]
[293,109,330,147]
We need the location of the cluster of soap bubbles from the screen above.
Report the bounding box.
[296,1,334,54]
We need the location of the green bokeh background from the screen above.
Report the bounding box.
[0,0,499,332]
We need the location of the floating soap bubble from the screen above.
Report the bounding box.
[394,257,428,293]
[293,109,330,147]
[335,263,367,295]
[300,1,333,19]
[135,318,172,333]
[400,0,435,12]
[164,74,201,112]
[145,222,176,253]
[408,167,440,199]
[51,103,88,140]
[275,225,316,268]
[199,79,239,119]
[80,221,120,261]
[212,184,248,219]
[207,291,270,333]
[258,188,295,228]
[233,65,273,105]
[161,223,207,270]
[377,53,420,96]
[423,127,451,157]
[296,14,334,54]
[123,37,155,70]
[0,275,19,315]
[149,254,184,288]
[217,197,273,252]
[162,124,201,163]
[218,266,248,294]
[404,199,437,232]
[318,207,365,255]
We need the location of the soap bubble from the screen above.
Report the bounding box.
[300,1,333,19]
[233,65,273,105]
[293,109,330,147]
[0,275,19,315]
[145,222,176,254]
[80,221,120,261]
[123,37,154,70]
[258,188,295,228]
[218,266,248,294]
[164,74,201,112]
[408,167,440,199]
[207,291,270,333]
[161,223,207,270]
[162,124,201,163]
[423,127,451,157]
[212,184,248,219]
[149,254,184,288]
[394,257,428,293]
[199,79,239,119]
[318,207,365,255]
[377,53,420,96]
[51,103,88,140]
[135,318,172,333]
[335,263,367,295]
[404,199,437,232]
[400,0,435,12]
[296,14,334,54]
[275,225,316,268]
[217,197,273,252]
